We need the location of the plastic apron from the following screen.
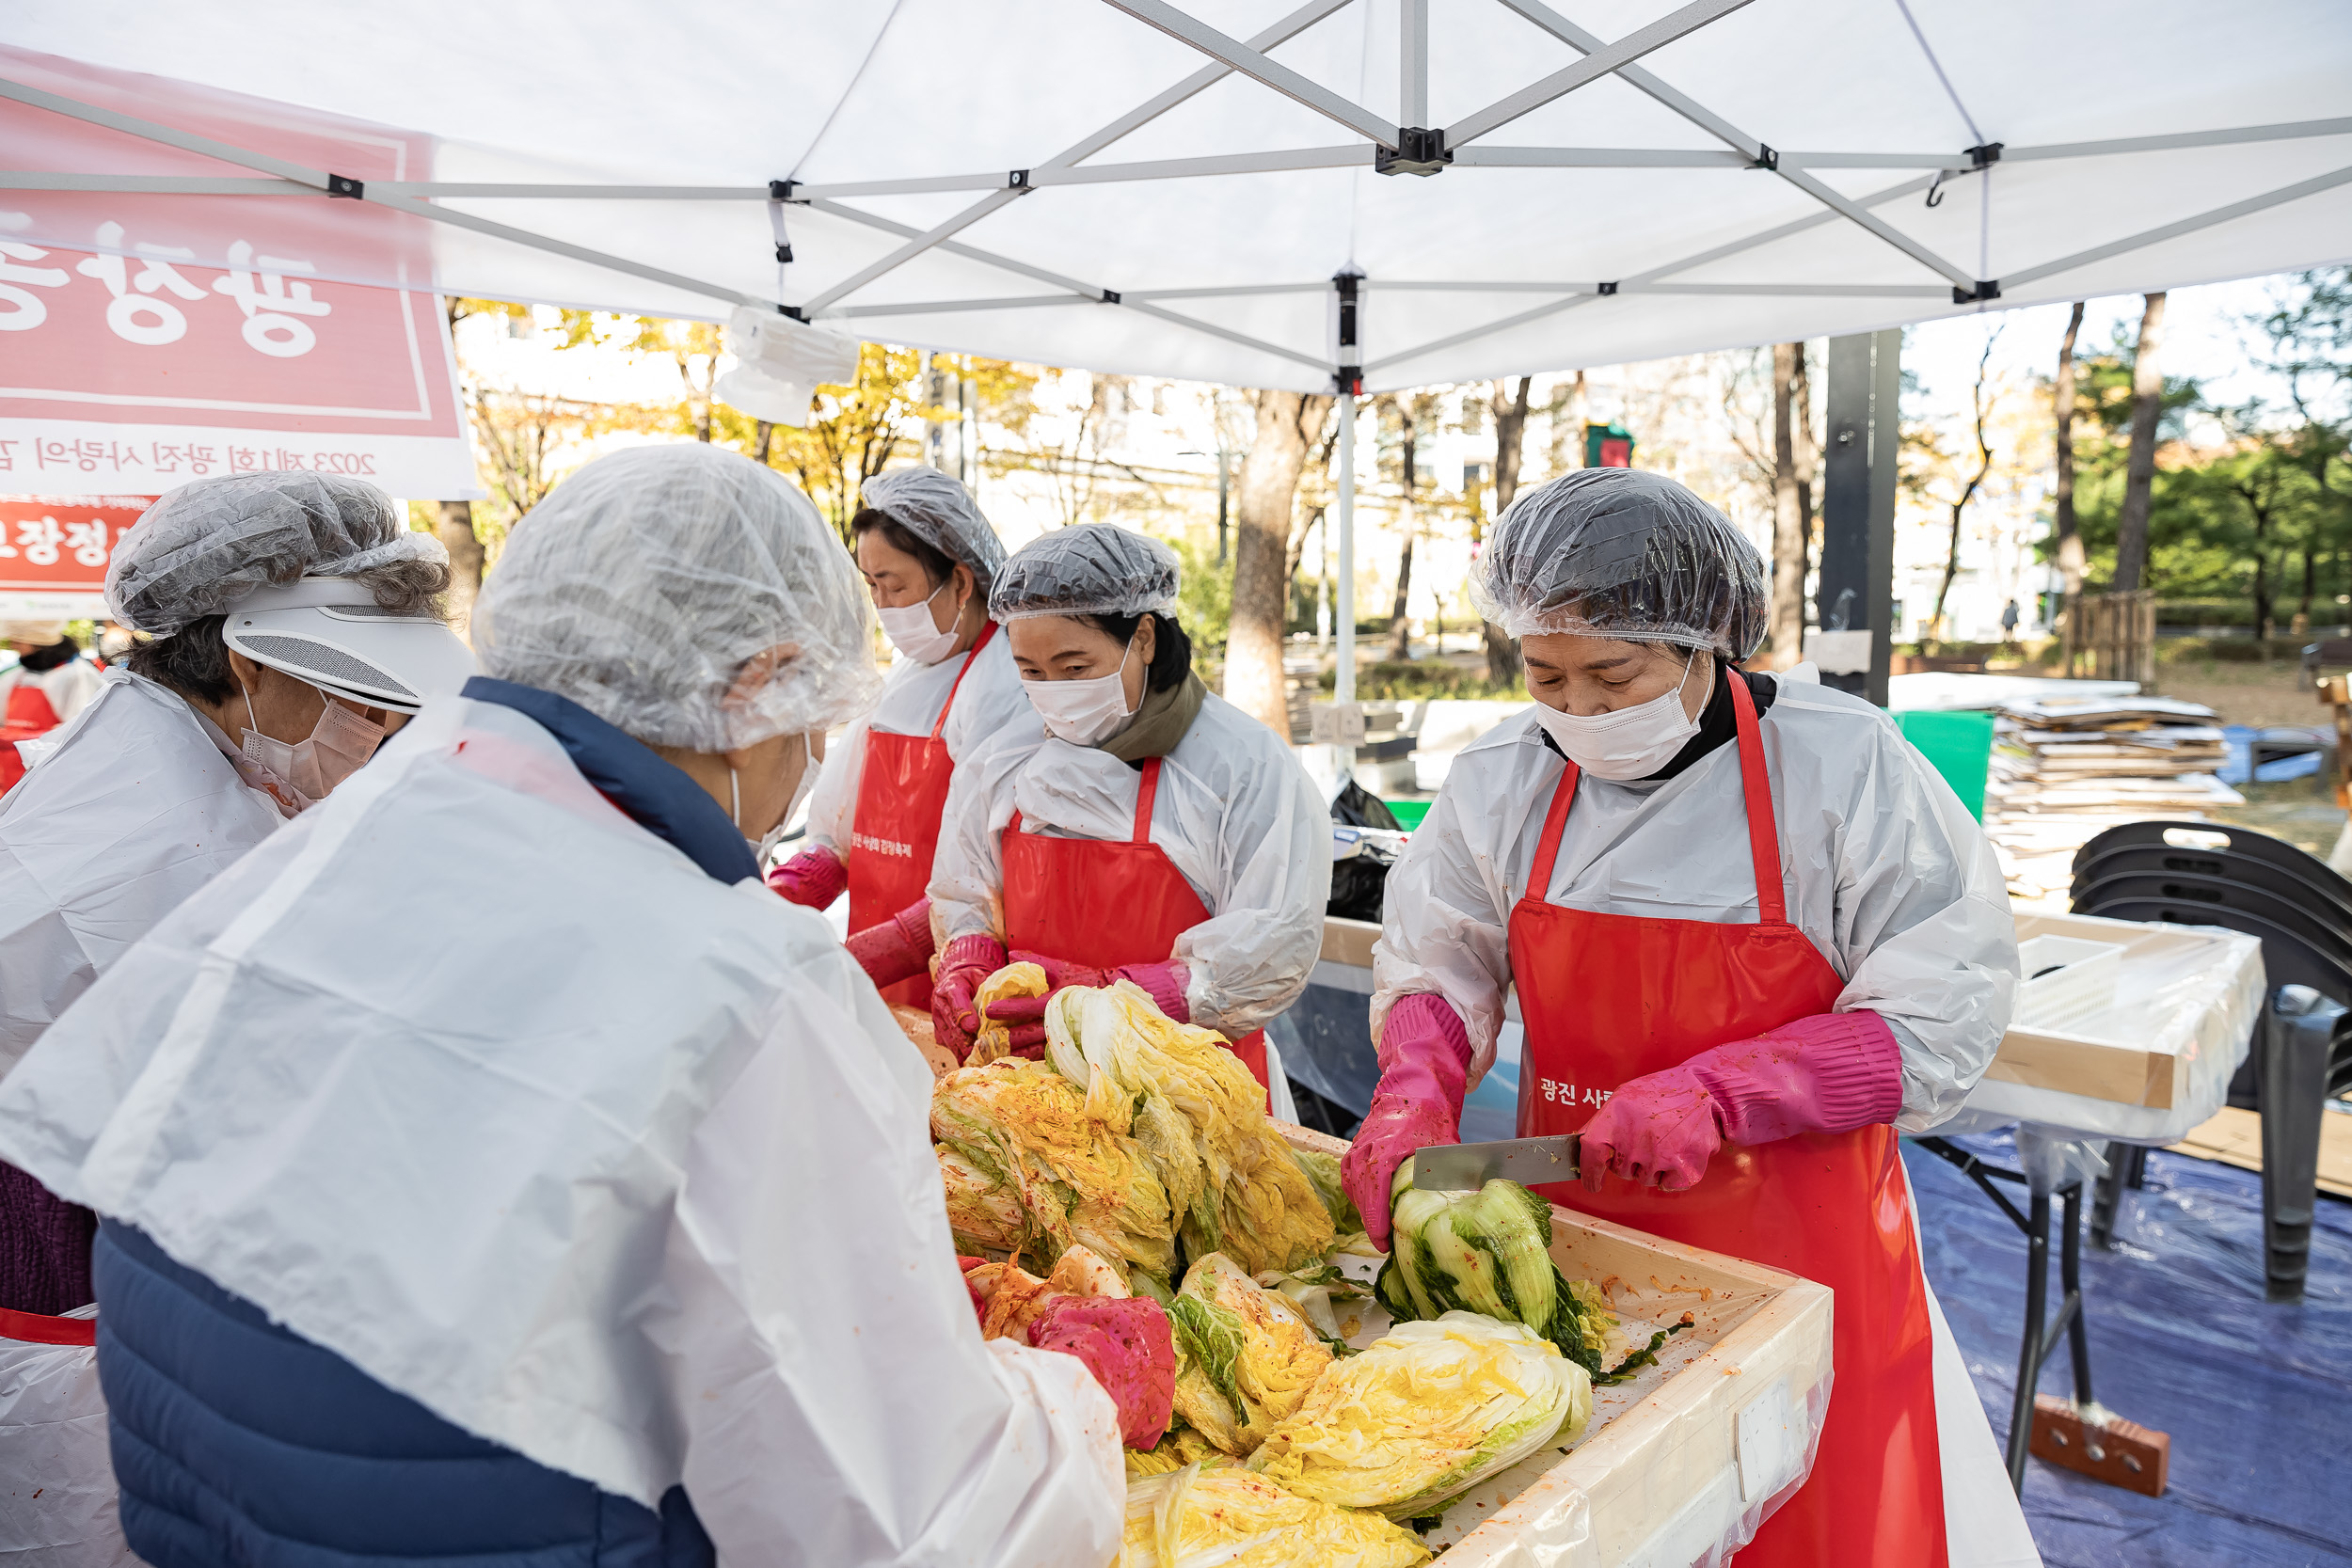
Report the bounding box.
[1001,754,1272,1101]
[1,681,59,793]
[849,623,997,1009]
[1507,679,1947,1568]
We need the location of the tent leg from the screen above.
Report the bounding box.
[1335,391,1357,787]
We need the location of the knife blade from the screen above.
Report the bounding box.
[1410,1133,1581,1191]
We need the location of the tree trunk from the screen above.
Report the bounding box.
[436,500,486,641]
[1388,402,1419,662]
[1768,342,1807,669]
[1484,377,1532,685]
[2300,542,2317,631]
[2113,292,2168,594]
[2052,303,2086,598]
[1225,389,1333,736]
[1792,345,1817,575]
[754,420,773,464]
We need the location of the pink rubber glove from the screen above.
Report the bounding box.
[1341,993,1472,1252]
[987,952,1192,1052]
[845,898,935,990]
[1579,1010,1904,1194]
[766,847,847,909]
[931,933,1008,1062]
[1026,1294,1178,1450]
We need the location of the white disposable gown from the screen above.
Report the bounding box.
[0,694,1123,1568]
[930,689,1330,1041]
[0,670,283,1077]
[1374,671,2039,1567]
[804,630,1030,866]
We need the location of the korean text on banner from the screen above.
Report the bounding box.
[0,493,153,616]
[0,46,478,500]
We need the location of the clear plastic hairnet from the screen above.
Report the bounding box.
[106,471,449,636]
[473,443,881,752]
[859,467,1007,582]
[987,523,1179,622]
[1470,468,1768,659]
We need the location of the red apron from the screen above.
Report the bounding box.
[1508,678,1946,1567]
[850,623,998,1009]
[0,680,60,794]
[1002,754,1272,1102]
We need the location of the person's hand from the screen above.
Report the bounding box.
[1340,993,1472,1252]
[931,933,1009,1063]
[845,899,935,990]
[1579,1010,1902,1194]
[1575,1066,1721,1193]
[986,953,1192,1051]
[766,846,846,909]
[1025,1295,1177,1450]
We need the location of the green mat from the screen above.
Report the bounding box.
[1383,799,1432,830]
[1892,709,1994,821]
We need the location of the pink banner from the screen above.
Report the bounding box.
[0,46,476,498]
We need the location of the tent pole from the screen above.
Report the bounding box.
[1336,390,1356,785]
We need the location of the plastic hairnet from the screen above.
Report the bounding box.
[1470,468,1767,659]
[106,471,449,636]
[473,443,881,752]
[988,523,1179,622]
[859,467,1007,582]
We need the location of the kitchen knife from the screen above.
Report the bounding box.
[1410,1133,1581,1191]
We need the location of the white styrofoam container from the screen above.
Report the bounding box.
[2013,934,2124,1032]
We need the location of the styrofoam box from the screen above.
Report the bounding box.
[2014,934,2124,1031]
[1277,1122,1834,1565]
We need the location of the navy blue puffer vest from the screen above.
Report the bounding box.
[94,1221,714,1568]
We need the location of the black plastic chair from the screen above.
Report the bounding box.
[2074,843,2352,932]
[2072,871,2352,968]
[2073,819,2352,899]
[2072,823,2352,1302]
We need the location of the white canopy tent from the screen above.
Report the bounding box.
[8,0,2352,711]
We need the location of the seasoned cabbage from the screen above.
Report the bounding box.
[968,961,1048,1065]
[1166,1252,1332,1455]
[1043,982,1333,1275]
[1247,1312,1592,1521]
[1121,1465,1431,1567]
[930,1059,1174,1281]
[1377,1162,1613,1376]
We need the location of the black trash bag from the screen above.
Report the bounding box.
[1327,779,1401,922]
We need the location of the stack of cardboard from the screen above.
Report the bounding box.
[1984,694,2243,902]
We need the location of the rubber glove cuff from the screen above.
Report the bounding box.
[766,846,846,909]
[1026,1295,1178,1450]
[845,898,935,990]
[1690,1008,1903,1144]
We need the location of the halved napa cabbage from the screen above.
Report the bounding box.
[1042,982,1333,1275]
[1121,1465,1431,1568]
[1377,1162,1613,1377]
[1246,1312,1592,1521]
[1166,1252,1332,1455]
[930,1058,1174,1283]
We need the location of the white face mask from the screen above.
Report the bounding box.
[240,684,387,813]
[735,733,822,863]
[1024,637,1139,747]
[1529,652,1706,782]
[876,578,964,666]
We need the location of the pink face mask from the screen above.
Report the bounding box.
[239,685,387,812]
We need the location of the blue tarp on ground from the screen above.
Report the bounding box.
[1904,1130,2352,1566]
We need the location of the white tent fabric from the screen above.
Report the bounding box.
[6,0,2350,394]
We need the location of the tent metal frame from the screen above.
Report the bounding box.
[8,2,2351,736]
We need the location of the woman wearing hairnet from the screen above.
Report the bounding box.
[0,472,470,1311]
[0,445,1161,1568]
[768,467,1030,1007]
[1340,470,2035,1568]
[0,620,103,791]
[929,524,1328,1111]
